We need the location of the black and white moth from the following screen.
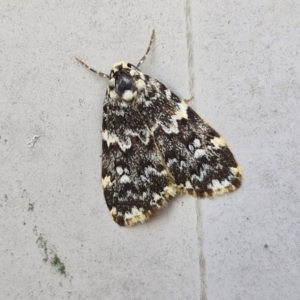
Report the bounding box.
[76,30,242,226]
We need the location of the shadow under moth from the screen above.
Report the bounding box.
[76,30,242,226]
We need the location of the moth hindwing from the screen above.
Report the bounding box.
[76,30,242,226]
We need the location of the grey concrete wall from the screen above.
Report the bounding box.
[1,1,299,299]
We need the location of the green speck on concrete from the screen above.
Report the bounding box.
[51,254,66,276]
[28,203,34,211]
[58,264,66,275]
[36,234,48,262]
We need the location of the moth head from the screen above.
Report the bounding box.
[108,61,140,102]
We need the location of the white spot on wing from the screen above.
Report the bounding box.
[180,161,187,168]
[145,166,166,177]
[120,174,130,183]
[208,179,231,191]
[174,101,188,120]
[191,164,211,182]
[160,100,188,134]
[152,193,161,202]
[230,166,242,176]
[116,166,123,175]
[165,89,172,100]
[123,128,150,145]
[185,181,193,189]
[102,130,132,151]
[194,139,201,147]
[110,207,117,216]
[211,137,227,149]
[164,185,177,197]
[102,175,112,188]
[167,158,178,167]
[124,206,148,224]
[194,149,207,158]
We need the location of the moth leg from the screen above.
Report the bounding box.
[76,58,110,79]
[182,95,194,103]
[136,30,155,69]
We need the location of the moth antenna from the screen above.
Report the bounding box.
[76,58,110,79]
[136,29,155,69]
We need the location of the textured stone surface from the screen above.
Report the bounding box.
[1,1,299,299]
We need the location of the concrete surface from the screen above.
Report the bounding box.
[1,1,300,299]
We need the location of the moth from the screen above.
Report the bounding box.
[76,30,242,226]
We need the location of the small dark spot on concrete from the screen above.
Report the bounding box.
[79,99,84,106]
[264,244,269,249]
[28,203,35,211]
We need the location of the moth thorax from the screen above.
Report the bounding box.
[115,72,137,102]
